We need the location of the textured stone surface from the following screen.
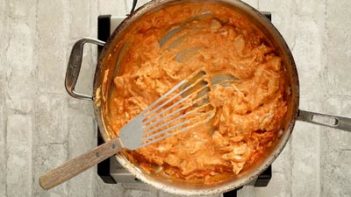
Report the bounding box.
[5,0,36,113]
[66,112,96,197]
[242,0,258,8]
[0,1,8,196]
[1,0,351,197]
[325,0,351,96]
[32,144,69,197]
[321,0,351,196]
[36,0,68,95]
[124,189,158,197]
[321,97,351,197]
[35,95,68,145]
[253,143,292,197]
[100,0,127,16]
[6,115,33,197]
[289,2,324,197]
[0,105,6,197]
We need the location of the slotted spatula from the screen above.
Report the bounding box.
[39,70,216,190]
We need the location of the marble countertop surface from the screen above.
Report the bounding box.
[0,0,350,196]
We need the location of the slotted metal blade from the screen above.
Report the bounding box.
[119,70,215,150]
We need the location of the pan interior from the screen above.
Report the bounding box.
[95,0,299,195]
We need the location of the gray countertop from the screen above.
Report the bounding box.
[0,0,350,196]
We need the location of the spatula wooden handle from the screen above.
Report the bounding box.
[39,137,122,190]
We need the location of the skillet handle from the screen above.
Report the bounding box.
[130,0,138,15]
[129,0,159,15]
[297,110,351,132]
[65,38,105,100]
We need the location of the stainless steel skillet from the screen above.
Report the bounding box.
[64,0,351,195]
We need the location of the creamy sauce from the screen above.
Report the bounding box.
[104,2,288,185]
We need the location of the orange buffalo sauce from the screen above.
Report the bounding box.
[104,2,288,185]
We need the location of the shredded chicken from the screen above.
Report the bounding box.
[103,2,288,185]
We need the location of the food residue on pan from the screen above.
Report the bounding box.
[103,2,288,185]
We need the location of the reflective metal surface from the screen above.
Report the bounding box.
[298,110,351,132]
[65,38,105,100]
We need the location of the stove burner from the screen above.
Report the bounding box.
[96,12,273,196]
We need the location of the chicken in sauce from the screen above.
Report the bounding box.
[103,2,288,185]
